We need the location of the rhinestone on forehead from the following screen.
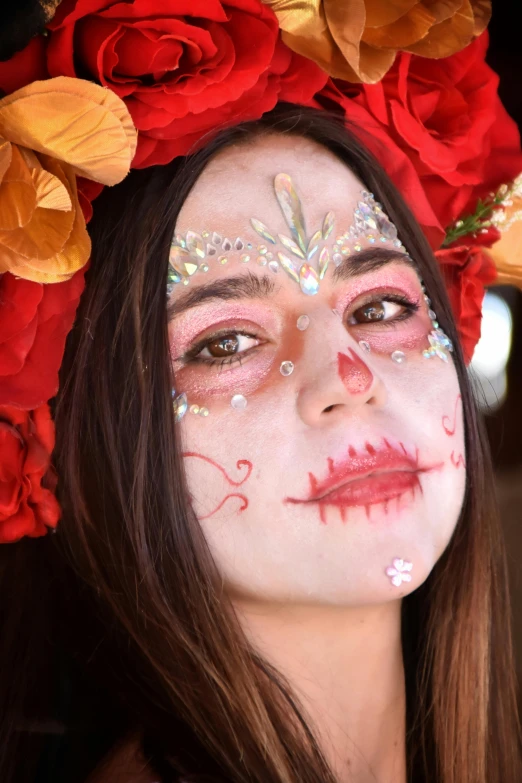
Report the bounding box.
[167,174,405,297]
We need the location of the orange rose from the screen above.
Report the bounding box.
[262,0,491,83]
[0,76,137,283]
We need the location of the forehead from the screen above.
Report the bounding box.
[175,134,364,237]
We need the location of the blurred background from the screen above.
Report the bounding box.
[481,0,522,707]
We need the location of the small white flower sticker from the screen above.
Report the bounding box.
[386,558,413,587]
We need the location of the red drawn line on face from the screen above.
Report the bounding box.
[181,453,252,485]
[181,453,253,520]
[285,440,442,525]
[198,493,248,520]
[442,393,462,435]
[442,394,465,469]
[337,348,373,395]
[450,451,466,469]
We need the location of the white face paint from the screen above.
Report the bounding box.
[168,135,466,607]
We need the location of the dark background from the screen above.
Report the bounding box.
[484,0,522,700]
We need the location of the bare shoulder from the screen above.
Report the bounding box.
[86,732,159,783]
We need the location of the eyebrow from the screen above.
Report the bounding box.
[167,248,417,320]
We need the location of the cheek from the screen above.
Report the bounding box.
[179,399,285,523]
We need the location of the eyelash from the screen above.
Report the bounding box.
[182,293,420,370]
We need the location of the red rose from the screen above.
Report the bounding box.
[315,79,444,249]
[0,37,48,95]
[0,269,85,409]
[0,403,61,543]
[339,32,522,233]
[77,177,104,223]
[436,245,497,363]
[46,0,327,167]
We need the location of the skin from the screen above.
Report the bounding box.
[167,136,466,782]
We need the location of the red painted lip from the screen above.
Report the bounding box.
[284,441,441,523]
[308,470,420,508]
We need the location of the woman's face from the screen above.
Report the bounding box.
[168,135,466,606]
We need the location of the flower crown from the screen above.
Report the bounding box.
[1,0,521,543]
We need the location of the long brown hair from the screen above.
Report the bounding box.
[0,104,520,783]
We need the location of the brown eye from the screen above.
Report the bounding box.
[205,334,239,357]
[196,332,261,361]
[355,302,386,322]
[348,300,404,325]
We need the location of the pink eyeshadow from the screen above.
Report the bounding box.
[334,265,423,313]
[175,350,274,399]
[169,302,281,358]
[359,326,429,354]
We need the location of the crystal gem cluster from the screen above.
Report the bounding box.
[167,174,404,297]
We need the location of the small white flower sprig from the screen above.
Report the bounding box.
[443,173,522,246]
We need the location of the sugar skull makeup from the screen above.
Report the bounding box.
[168,172,453,421]
[167,134,465,607]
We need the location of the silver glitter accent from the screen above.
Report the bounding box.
[231,394,247,410]
[422,329,453,362]
[168,186,403,291]
[358,340,371,353]
[299,264,319,295]
[172,392,188,422]
[280,361,294,376]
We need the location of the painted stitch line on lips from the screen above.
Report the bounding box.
[284,439,443,525]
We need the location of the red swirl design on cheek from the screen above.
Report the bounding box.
[337,348,373,394]
[442,394,466,469]
[181,452,253,519]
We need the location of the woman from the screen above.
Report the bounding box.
[1,106,520,783]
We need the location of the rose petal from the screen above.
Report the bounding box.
[0,76,137,185]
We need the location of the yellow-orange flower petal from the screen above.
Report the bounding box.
[0,156,75,262]
[0,138,12,181]
[0,143,38,231]
[0,77,137,185]
[32,168,72,212]
[262,0,491,83]
[0,76,137,283]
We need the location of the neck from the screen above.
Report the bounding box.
[233,599,406,783]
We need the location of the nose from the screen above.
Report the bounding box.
[296,319,387,426]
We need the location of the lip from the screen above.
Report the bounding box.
[285,440,441,523]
